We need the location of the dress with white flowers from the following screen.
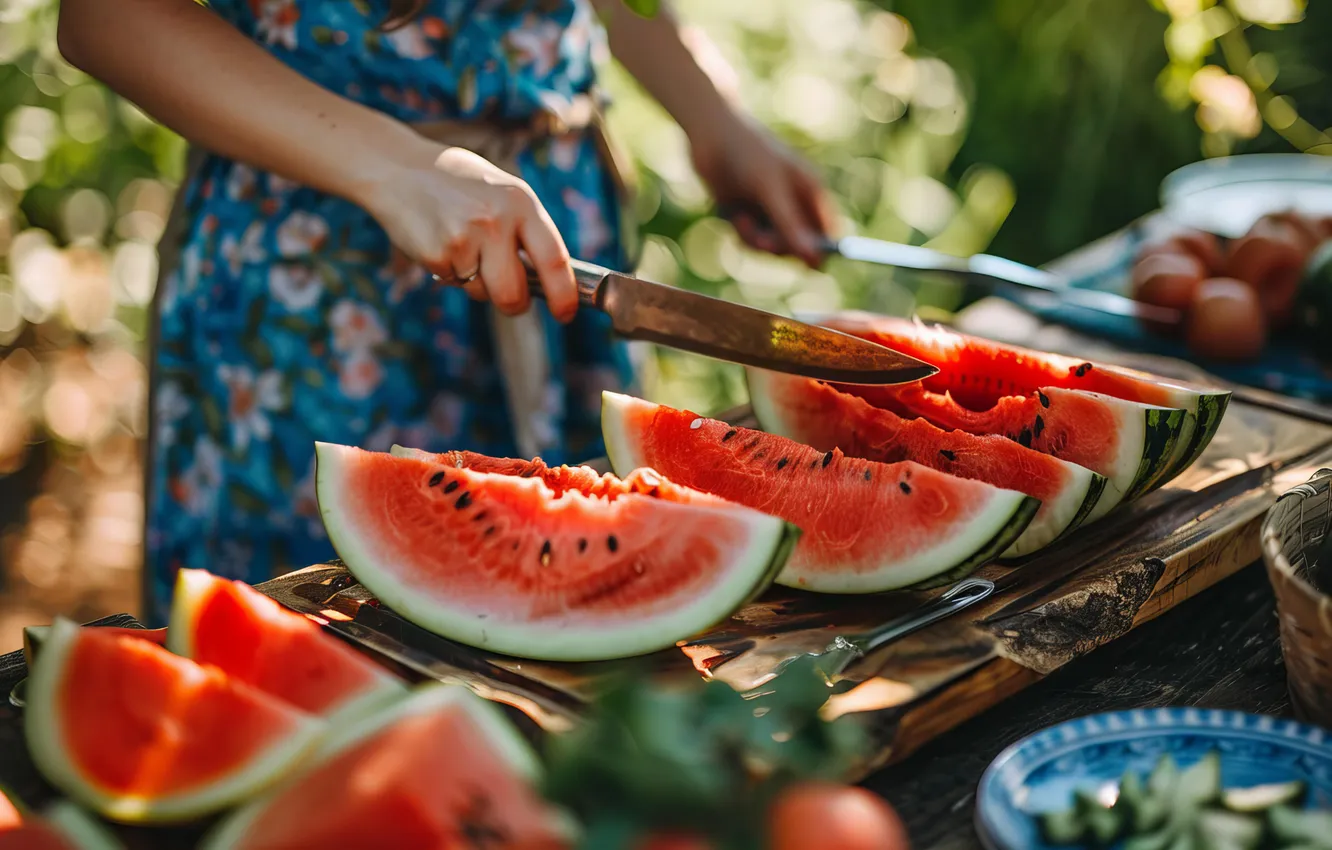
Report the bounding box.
[144,0,635,625]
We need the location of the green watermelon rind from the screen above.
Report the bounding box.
[1149,389,1232,489]
[1122,405,1187,500]
[200,682,578,850]
[315,442,796,662]
[744,368,1107,560]
[602,391,1039,594]
[41,801,125,850]
[904,494,1041,590]
[1000,472,1107,563]
[24,618,327,825]
[166,568,409,728]
[1056,391,1187,522]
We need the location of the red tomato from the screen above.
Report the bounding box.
[1186,278,1267,362]
[1136,229,1225,275]
[1255,211,1323,253]
[1130,251,1205,335]
[1224,220,1309,325]
[0,792,19,832]
[767,783,910,850]
[634,833,713,850]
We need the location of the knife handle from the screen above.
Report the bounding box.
[540,258,610,308]
[435,255,609,308]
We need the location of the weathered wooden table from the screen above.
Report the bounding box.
[0,558,1288,849]
[0,304,1314,848]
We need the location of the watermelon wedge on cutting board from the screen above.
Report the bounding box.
[810,312,1228,499]
[168,569,406,722]
[24,619,325,824]
[601,392,1040,593]
[0,802,122,850]
[201,683,573,850]
[747,370,1105,558]
[316,442,797,661]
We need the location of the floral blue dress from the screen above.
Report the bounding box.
[144,0,635,625]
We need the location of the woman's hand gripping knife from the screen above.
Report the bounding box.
[56,0,580,322]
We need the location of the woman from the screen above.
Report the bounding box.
[56,0,835,625]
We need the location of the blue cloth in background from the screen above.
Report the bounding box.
[1023,218,1332,400]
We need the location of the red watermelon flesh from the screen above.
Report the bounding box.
[0,791,20,832]
[200,684,572,850]
[24,619,325,824]
[0,803,122,850]
[168,569,406,721]
[315,442,796,661]
[815,312,1226,495]
[746,370,1106,557]
[601,392,1040,593]
[804,314,1189,510]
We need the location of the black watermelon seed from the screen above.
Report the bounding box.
[1034,415,1045,438]
[578,538,588,553]
[454,491,473,510]
[444,480,460,494]
[1017,428,1033,448]
[745,438,762,451]
[607,535,619,553]
[484,526,497,537]
[821,451,834,468]
[939,449,956,461]
[473,510,488,523]
[810,459,819,468]
[1038,390,1050,408]
[1075,362,1092,377]
[722,429,738,442]
[863,469,872,481]
[539,540,552,565]
[899,481,912,494]
[777,457,789,470]
[428,471,445,487]
[519,468,536,478]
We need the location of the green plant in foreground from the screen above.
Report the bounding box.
[540,656,866,850]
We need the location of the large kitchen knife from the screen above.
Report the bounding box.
[723,205,1183,328]
[439,258,939,385]
[829,235,1184,327]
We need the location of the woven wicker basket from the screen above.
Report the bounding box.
[1261,468,1332,727]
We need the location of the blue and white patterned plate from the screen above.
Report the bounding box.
[975,708,1332,850]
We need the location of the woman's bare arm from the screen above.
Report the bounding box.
[589,0,835,264]
[56,0,580,318]
[588,0,734,140]
[58,0,432,209]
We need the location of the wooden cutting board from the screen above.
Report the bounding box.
[260,355,1332,781]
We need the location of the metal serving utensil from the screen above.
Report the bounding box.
[739,577,996,693]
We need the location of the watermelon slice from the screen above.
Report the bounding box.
[0,803,122,850]
[24,619,325,824]
[200,683,573,850]
[747,369,1105,557]
[601,392,1040,593]
[168,569,407,722]
[0,790,20,833]
[799,314,1195,516]
[315,442,797,661]
[815,312,1227,494]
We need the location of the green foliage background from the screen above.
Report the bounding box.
[0,0,1324,628]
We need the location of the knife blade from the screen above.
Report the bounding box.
[439,258,939,385]
[722,204,1183,328]
[830,235,1184,327]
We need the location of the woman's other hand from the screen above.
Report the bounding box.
[689,112,837,268]
[365,144,579,322]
